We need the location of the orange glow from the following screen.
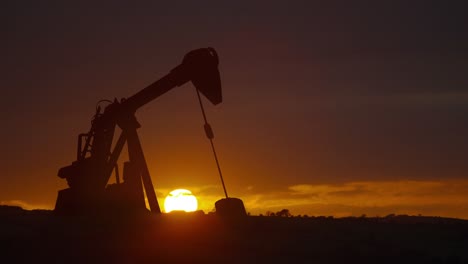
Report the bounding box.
[155,180,468,219]
[3,180,468,219]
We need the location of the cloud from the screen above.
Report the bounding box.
[314,92,468,109]
[0,200,53,210]
[234,179,468,219]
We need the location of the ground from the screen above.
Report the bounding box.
[1,206,467,263]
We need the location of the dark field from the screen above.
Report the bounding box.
[1,206,467,264]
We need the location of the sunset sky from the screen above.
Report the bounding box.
[2,1,468,218]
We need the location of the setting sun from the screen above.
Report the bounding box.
[164,189,198,213]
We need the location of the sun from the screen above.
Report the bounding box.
[164,189,198,213]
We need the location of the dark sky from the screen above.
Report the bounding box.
[2,1,468,216]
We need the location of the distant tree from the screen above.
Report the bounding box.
[275,209,291,217]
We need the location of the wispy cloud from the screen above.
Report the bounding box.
[315,92,468,108]
[0,200,53,210]
[229,180,468,219]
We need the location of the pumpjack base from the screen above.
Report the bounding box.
[54,184,147,215]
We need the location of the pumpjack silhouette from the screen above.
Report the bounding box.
[55,48,246,217]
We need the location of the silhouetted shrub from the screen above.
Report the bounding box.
[275,209,291,217]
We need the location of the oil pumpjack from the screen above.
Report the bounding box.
[55,48,245,216]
